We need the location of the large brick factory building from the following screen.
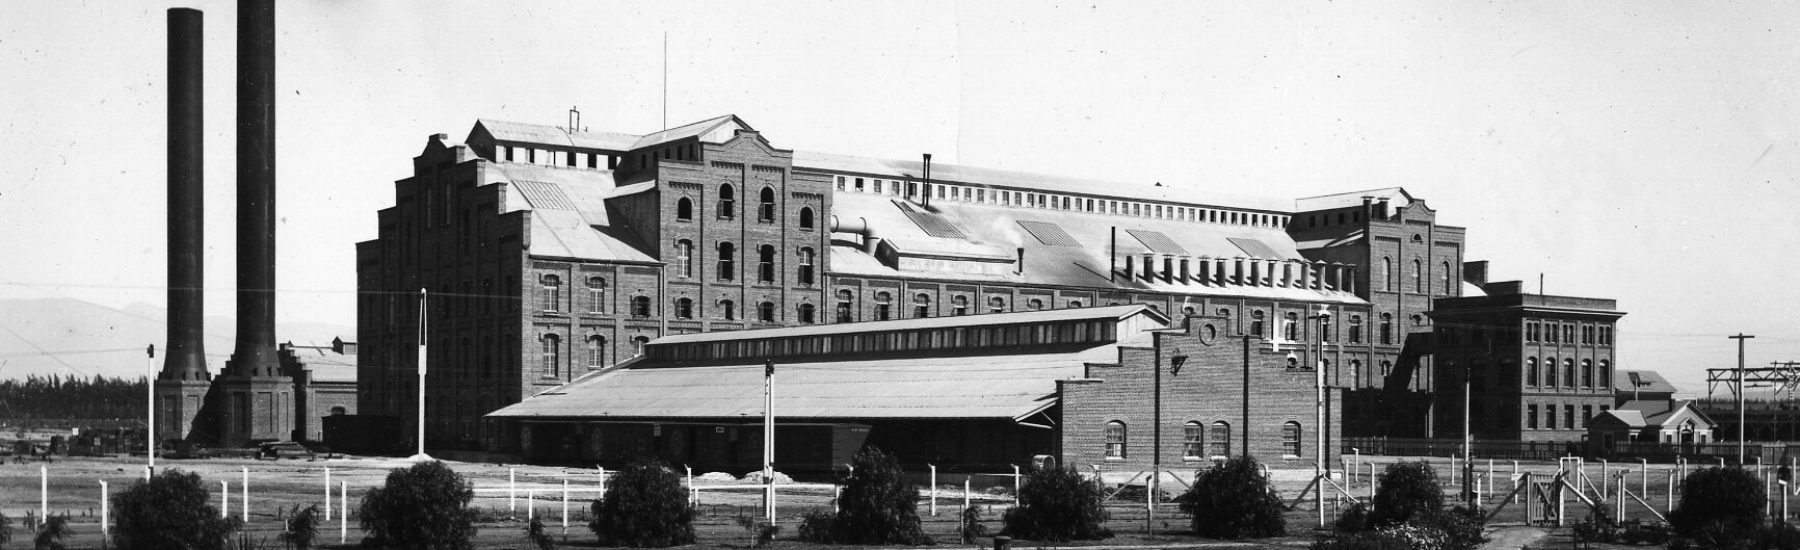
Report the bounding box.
[355,115,1622,469]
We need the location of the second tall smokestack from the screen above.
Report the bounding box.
[231,0,278,377]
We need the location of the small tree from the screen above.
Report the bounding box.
[359,460,479,550]
[112,469,241,550]
[1002,467,1111,542]
[31,515,67,550]
[524,517,555,550]
[280,504,320,550]
[826,447,930,545]
[588,462,695,547]
[796,447,930,545]
[1,511,13,550]
[1180,456,1286,539]
[1371,461,1443,527]
[1670,466,1765,538]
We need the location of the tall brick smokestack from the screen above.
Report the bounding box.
[231,0,277,377]
[164,8,207,381]
[219,0,293,446]
[156,7,213,444]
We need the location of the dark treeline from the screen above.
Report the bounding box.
[0,374,147,420]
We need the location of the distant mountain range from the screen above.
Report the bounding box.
[0,298,353,380]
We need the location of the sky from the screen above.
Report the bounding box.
[2,1,1798,396]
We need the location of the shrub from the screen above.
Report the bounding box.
[588,462,695,547]
[1180,456,1286,539]
[112,469,241,550]
[31,515,67,550]
[1670,467,1764,539]
[1337,502,1372,533]
[280,504,321,550]
[358,460,479,550]
[1,511,12,549]
[1311,530,1415,550]
[821,447,931,545]
[796,509,835,544]
[524,517,554,550]
[1002,467,1112,542]
[1418,506,1487,550]
[1371,461,1443,527]
[961,506,990,544]
[732,515,779,548]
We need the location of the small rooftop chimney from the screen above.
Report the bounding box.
[1374,198,1390,220]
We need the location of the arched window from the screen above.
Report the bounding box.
[1028,298,1044,311]
[675,240,694,278]
[716,242,736,281]
[1582,359,1594,388]
[586,277,607,313]
[1284,311,1299,341]
[1250,310,1266,338]
[585,335,605,369]
[717,184,736,219]
[874,291,893,321]
[1348,315,1364,343]
[797,247,815,285]
[1526,357,1539,387]
[675,197,693,221]
[757,245,776,283]
[719,299,736,320]
[1411,314,1424,326]
[1599,360,1612,389]
[1183,421,1204,460]
[952,295,969,316]
[1382,257,1393,291]
[631,296,651,317]
[1208,422,1231,458]
[1545,357,1559,387]
[540,274,562,312]
[799,207,815,229]
[631,336,648,357]
[1070,300,1084,308]
[758,301,776,322]
[913,293,931,318]
[1282,421,1302,457]
[798,303,816,324]
[1104,421,1127,459]
[1380,360,1393,380]
[674,297,693,319]
[758,187,776,222]
[1380,313,1393,344]
[1412,258,1423,293]
[1564,359,1576,388]
[541,333,561,377]
[330,406,347,416]
[835,289,854,323]
[988,296,1005,314]
[1441,261,1452,294]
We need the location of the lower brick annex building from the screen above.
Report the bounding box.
[356,114,1626,468]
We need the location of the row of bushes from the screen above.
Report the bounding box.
[81,452,1506,549]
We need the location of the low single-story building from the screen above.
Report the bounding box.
[1586,399,1715,457]
[485,304,1343,474]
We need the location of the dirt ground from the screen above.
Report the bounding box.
[0,454,1717,549]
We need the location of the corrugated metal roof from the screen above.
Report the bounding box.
[1227,238,1280,260]
[486,343,1127,421]
[1294,187,1412,213]
[514,180,577,210]
[652,304,1162,346]
[284,344,357,384]
[894,201,967,239]
[828,193,1367,304]
[1595,410,1648,428]
[475,119,641,152]
[632,115,747,150]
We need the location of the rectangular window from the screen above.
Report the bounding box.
[1103,423,1126,459]
[1546,406,1557,429]
[1183,424,1203,460]
[873,180,882,194]
[1527,404,1538,429]
[1281,423,1301,457]
[1565,405,1576,430]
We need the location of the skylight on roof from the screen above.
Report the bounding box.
[1126,229,1188,255]
[1017,220,1081,247]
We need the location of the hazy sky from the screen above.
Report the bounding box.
[2,1,1797,395]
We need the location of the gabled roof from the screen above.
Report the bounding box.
[1615,370,1678,395]
[488,162,656,263]
[631,115,752,150]
[1618,399,1714,429]
[1294,187,1413,213]
[473,119,641,152]
[1592,409,1649,429]
[795,150,1292,213]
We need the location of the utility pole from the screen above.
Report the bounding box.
[412,289,430,461]
[1731,334,1755,465]
[763,359,776,523]
[1308,304,1331,528]
[146,344,155,474]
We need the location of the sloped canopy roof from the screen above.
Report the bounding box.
[490,162,656,263]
